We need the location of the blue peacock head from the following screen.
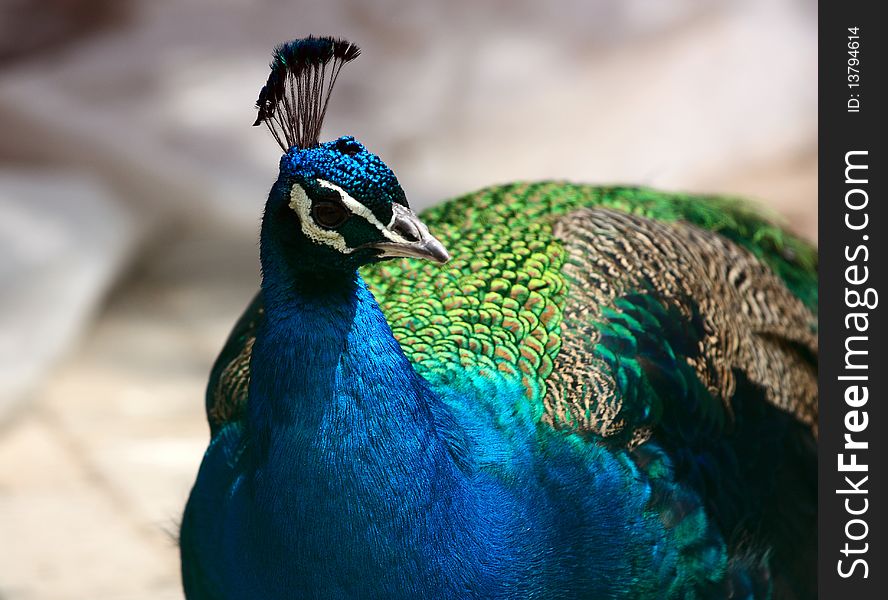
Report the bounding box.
[254,36,449,275]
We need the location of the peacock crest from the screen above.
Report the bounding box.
[253,36,361,151]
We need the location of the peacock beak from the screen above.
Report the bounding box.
[366,204,450,264]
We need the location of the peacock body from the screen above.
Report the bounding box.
[180,37,817,600]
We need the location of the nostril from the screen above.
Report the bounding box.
[393,217,421,243]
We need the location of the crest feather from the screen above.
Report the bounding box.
[253,36,361,150]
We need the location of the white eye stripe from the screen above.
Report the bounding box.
[288,179,409,254]
[315,179,410,244]
[289,183,351,253]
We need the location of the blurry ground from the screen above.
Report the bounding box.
[0,1,816,598]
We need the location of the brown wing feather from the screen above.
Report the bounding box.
[546,208,817,444]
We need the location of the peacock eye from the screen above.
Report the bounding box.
[311,200,349,229]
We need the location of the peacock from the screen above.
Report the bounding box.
[180,36,817,600]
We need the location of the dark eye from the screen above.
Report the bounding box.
[312,200,349,229]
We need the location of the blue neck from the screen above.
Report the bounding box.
[249,250,467,466]
[249,267,461,458]
[245,245,488,592]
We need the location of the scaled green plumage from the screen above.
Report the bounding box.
[208,182,818,442]
[366,182,817,442]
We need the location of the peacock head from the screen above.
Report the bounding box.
[255,36,448,275]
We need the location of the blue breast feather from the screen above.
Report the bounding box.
[181,277,743,600]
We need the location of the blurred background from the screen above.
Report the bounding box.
[0,0,815,598]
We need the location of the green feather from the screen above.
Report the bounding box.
[360,182,816,442]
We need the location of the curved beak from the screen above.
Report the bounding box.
[366,204,450,264]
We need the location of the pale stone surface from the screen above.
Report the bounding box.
[0,223,255,599]
[0,0,816,597]
[0,414,181,599]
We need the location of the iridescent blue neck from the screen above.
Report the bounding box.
[245,244,492,590]
[251,237,458,445]
[249,265,447,444]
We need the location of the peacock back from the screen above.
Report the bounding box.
[209,181,817,445]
